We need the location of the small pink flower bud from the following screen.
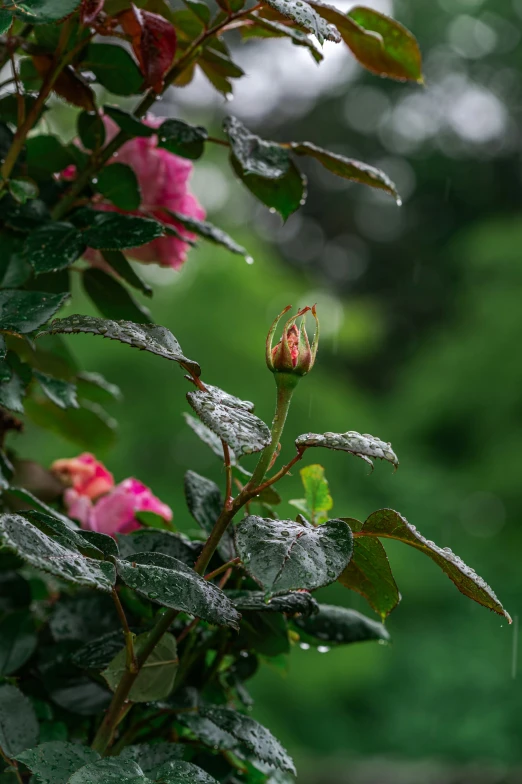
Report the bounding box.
[266,305,319,380]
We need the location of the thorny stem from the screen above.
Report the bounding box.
[204,557,241,582]
[112,588,138,673]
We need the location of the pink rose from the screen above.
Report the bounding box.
[52,452,114,499]
[83,115,205,270]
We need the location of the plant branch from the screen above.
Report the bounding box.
[204,557,241,582]
[248,381,296,490]
[112,588,138,674]
[0,748,23,784]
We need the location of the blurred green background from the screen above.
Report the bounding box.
[12,0,522,780]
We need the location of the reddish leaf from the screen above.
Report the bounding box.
[119,4,177,93]
[80,0,105,24]
[32,56,95,111]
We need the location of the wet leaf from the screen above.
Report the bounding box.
[32,55,95,111]
[183,413,250,475]
[291,141,399,201]
[184,470,235,562]
[102,105,156,137]
[119,5,177,92]
[338,517,400,619]
[95,163,141,211]
[158,119,208,159]
[6,488,77,529]
[24,398,117,452]
[11,0,82,23]
[116,529,201,566]
[0,513,116,592]
[164,209,252,261]
[241,16,322,62]
[82,211,165,250]
[0,684,39,758]
[235,516,353,596]
[260,0,340,44]
[103,632,178,702]
[224,116,290,179]
[200,705,296,774]
[295,430,398,470]
[239,611,290,657]
[25,135,75,180]
[76,370,123,404]
[15,742,100,784]
[187,386,271,457]
[68,757,147,784]
[79,530,119,558]
[38,314,201,377]
[23,222,86,275]
[227,589,319,617]
[0,10,12,33]
[153,760,219,783]
[0,290,69,334]
[289,464,332,524]
[116,552,241,628]
[9,178,38,205]
[293,603,390,646]
[355,508,510,620]
[77,111,106,151]
[0,611,37,675]
[230,153,306,221]
[117,743,184,777]
[34,370,79,409]
[72,631,126,671]
[82,268,152,324]
[82,44,144,96]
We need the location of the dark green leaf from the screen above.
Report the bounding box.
[24,398,117,452]
[15,742,100,784]
[21,511,104,560]
[116,552,241,628]
[8,178,38,205]
[0,684,39,758]
[293,603,390,646]
[101,250,152,298]
[34,370,79,409]
[23,222,85,274]
[291,141,400,201]
[239,612,290,657]
[82,212,164,250]
[0,367,27,413]
[200,705,296,775]
[116,529,201,566]
[11,0,82,23]
[183,413,250,475]
[224,116,289,179]
[0,94,43,126]
[154,760,219,783]
[0,513,116,591]
[77,111,106,151]
[38,315,201,376]
[0,233,31,288]
[184,470,235,562]
[295,430,399,470]
[354,508,510,620]
[76,370,123,404]
[0,611,37,675]
[230,153,306,221]
[95,163,141,211]
[183,0,210,24]
[0,290,68,334]
[103,632,178,702]
[82,268,152,324]
[0,10,12,34]
[187,386,271,457]
[338,516,400,619]
[164,209,252,262]
[117,743,184,777]
[25,135,74,180]
[235,516,353,596]
[68,758,146,784]
[227,589,318,617]
[79,530,119,558]
[242,16,322,62]
[50,594,119,642]
[6,487,77,528]
[103,105,155,137]
[260,0,340,44]
[83,44,143,96]
[157,119,208,160]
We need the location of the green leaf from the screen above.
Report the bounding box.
[0,233,31,288]
[227,589,319,617]
[71,631,126,671]
[235,516,353,596]
[8,178,38,205]
[11,0,82,23]
[0,94,44,126]
[95,163,141,211]
[0,366,27,413]
[82,268,152,324]
[154,760,219,783]
[224,116,289,179]
[68,758,147,784]
[83,44,144,96]
[6,487,78,529]
[187,385,271,457]
[200,705,296,775]
[157,119,208,160]
[183,413,250,475]
[239,611,290,657]
[22,510,104,560]
[134,510,173,531]
[101,250,152,298]
[293,603,390,646]
[116,529,201,566]
[15,742,100,784]
[24,398,117,452]
[0,684,39,758]
[242,16,322,62]
[0,10,12,34]
[291,141,400,202]
[117,743,184,777]
[338,518,400,619]
[103,105,155,138]
[25,135,75,180]
[184,470,235,562]
[354,508,510,620]
[183,0,210,24]
[76,370,123,404]
[260,0,340,44]
[0,611,37,675]
[23,222,86,274]
[77,111,106,151]
[0,290,69,334]
[38,315,201,377]
[295,430,399,470]
[164,209,252,262]
[116,553,241,628]
[78,529,119,558]
[82,212,164,250]
[34,370,79,409]
[230,153,306,221]
[294,464,332,524]
[0,513,116,591]
[103,632,178,702]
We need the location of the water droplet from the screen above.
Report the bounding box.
[317,645,330,653]
[300,642,310,650]
[245,255,254,265]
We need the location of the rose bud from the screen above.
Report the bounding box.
[266,305,319,383]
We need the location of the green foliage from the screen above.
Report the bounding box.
[103,632,178,702]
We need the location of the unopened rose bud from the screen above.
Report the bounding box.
[266,305,319,384]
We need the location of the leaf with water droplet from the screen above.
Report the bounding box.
[162,208,253,263]
[23,222,86,275]
[354,508,510,620]
[187,386,271,458]
[183,413,251,476]
[292,603,390,646]
[67,757,149,784]
[116,742,184,778]
[235,516,353,596]
[295,430,398,470]
[148,759,219,783]
[103,632,178,703]
[184,470,235,562]
[37,314,200,377]
[72,630,127,671]
[34,370,79,410]
[0,290,69,335]
[117,529,201,566]
[0,610,37,676]
[15,742,100,784]
[260,0,340,44]
[226,589,318,617]
[0,683,39,758]
[116,552,241,628]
